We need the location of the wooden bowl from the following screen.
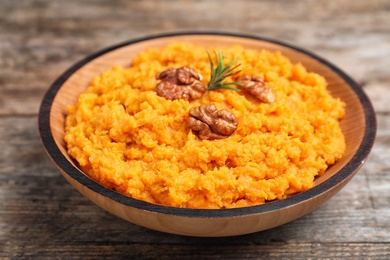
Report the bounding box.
[39,32,376,237]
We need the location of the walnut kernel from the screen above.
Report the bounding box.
[188,103,238,140]
[237,75,275,103]
[155,66,206,101]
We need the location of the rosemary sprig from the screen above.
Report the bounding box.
[207,51,242,91]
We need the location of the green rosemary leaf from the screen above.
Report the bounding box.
[223,81,243,86]
[207,51,242,92]
[208,84,241,91]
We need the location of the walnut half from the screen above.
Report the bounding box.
[188,104,238,140]
[155,66,207,101]
[237,75,275,103]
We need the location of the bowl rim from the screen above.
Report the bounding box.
[38,31,377,218]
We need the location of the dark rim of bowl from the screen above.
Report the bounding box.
[38,31,377,218]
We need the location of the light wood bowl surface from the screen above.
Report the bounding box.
[39,32,376,237]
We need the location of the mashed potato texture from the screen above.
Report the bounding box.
[64,42,346,208]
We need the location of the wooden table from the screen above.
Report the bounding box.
[1,0,389,258]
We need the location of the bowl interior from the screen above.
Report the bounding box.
[50,34,366,188]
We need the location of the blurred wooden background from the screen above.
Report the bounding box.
[1,0,389,258]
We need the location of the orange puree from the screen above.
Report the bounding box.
[64,42,346,208]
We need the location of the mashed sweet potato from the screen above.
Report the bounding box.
[64,42,346,209]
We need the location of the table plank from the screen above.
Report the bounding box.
[2,243,389,259]
[1,0,389,258]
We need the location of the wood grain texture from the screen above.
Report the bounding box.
[2,243,390,259]
[1,0,389,258]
